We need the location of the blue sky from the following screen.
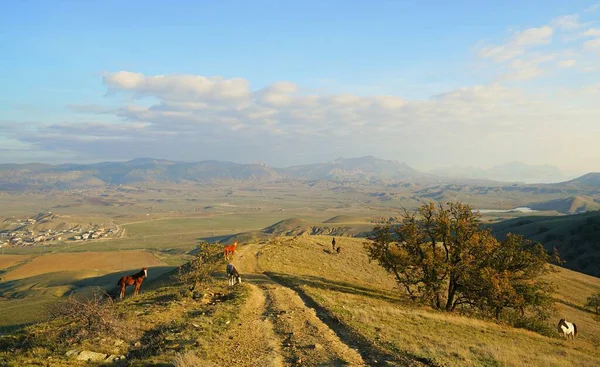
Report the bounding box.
[1,0,599,174]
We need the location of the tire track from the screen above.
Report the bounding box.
[234,242,435,367]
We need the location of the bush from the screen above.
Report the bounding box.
[176,242,226,293]
[46,288,133,344]
[585,293,600,314]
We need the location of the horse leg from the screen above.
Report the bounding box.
[119,283,125,299]
[134,281,141,295]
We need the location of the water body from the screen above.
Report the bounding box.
[474,207,536,214]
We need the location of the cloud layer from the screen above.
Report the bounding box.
[3,6,600,173]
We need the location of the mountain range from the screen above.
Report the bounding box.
[0,156,597,190]
[430,161,568,183]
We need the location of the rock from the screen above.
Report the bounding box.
[105,354,125,363]
[113,339,125,346]
[65,349,79,357]
[134,342,141,348]
[76,350,107,362]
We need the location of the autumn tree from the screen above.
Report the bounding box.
[365,201,555,321]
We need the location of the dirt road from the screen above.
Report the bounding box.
[211,242,426,367]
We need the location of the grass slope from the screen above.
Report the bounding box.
[489,211,600,276]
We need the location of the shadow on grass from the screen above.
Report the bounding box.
[0,266,177,301]
[556,298,598,315]
[263,272,403,304]
[264,272,437,367]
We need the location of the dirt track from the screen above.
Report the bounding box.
[210,242,426,367]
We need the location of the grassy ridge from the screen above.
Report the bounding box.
[255,235,600,366]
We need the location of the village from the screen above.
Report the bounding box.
[0,212,119,248]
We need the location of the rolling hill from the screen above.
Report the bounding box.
[527,196,600,214]
[489,211,600,276]
[2,236,599,366]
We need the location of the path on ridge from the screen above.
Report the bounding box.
[212,241,428,367]
[211,241,366,366]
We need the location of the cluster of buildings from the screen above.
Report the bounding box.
[0,214,118,248]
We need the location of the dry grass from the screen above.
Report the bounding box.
[0,254,30,270]
[307,287,600,366]
[172,351,217,367]
[256,235,600,367]
[3,250,165,280]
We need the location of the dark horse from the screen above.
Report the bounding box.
[117,267,148,299]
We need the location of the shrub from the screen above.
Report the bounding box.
[585,293,600,314]
[46,288,133,344]
[176,242,226,293]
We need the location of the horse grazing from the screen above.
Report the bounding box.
[224,241,238,259]
[117,267,148,299]
[226,263,242,286]
[557,319,577,340]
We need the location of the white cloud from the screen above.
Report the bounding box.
[583,28,600,37]
[103,71,251,102]
[3,69,594,172]
[478,26,552,63]
[585,3,600,13]
[513,26,553,46]
[551,15,585,31]
[557,59,577,68]
[584,37,600,49]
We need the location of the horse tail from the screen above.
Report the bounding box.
[573,323,578,337]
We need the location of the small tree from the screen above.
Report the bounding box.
[365,201,556,323]
[176,242,226,292]
[585,293,600,314]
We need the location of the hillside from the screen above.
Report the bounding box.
[559,172,600,188]
[2,236,599,366]
[527,196,600,214]
[260,217,373,237]
[489,211,600,276]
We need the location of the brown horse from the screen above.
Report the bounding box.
[224,242,238,259]
[117,267,147,299]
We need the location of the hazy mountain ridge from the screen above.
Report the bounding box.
[283,156,430,181]
[431,161,569,183]
[0,157,598,194]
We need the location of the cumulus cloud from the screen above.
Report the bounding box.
[557,59,577,68]
[103,71,251,102]
[478,26,553,62]
[551,15,585,31]
[4,68,597,171]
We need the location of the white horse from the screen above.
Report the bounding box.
[226,263,242,286]
[557,319,577,340]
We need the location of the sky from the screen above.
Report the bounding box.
[1,0,599,175]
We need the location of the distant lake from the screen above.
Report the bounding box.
[474,207,536,214]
